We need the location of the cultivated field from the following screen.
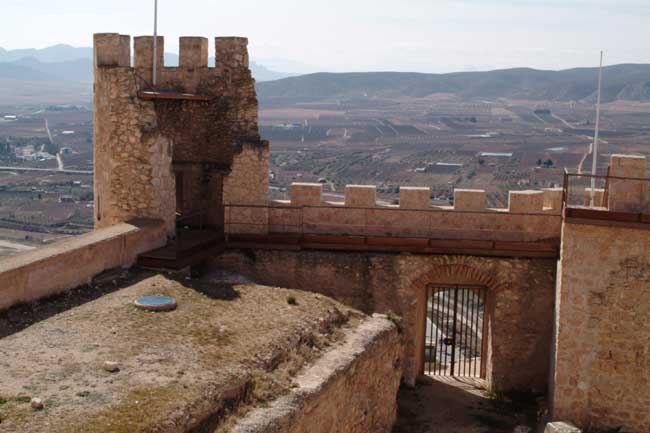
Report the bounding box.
[2,94,650,257]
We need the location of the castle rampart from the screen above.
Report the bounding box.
[226,183,563,248]
[2,29,650,433]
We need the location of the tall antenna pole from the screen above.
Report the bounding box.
[152,0,158,87]
[590,50,604,207]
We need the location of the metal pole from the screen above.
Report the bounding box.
[450,286,459,377]
[590,51,604,207]
[152,0,158,87]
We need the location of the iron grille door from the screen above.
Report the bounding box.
[424,285,487,378]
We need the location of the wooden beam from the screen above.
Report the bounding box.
[223,233,559,259]
[137,91,212,101]
[565,207,642,223]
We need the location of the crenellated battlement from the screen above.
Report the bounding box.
[288,183,563,215]
[223,154,650,247]
[95,33,250,69]
[133,35,165,70]
[94,33,252,93]
[225,183,565,248]
[93,33,131,67]
[215,37,250,69]
[179,37,209,68]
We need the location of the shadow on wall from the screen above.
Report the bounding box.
[393,375,541,433]
[0,269,153,339]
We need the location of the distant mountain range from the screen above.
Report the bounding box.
[0,44,294,83]
[257,65,650,103]
[2,44,650,105]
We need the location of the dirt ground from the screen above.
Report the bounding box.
[0,268,359,433]
[393,375,544,433]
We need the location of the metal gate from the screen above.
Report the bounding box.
[424,285,487,378]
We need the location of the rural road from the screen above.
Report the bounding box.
[45,118,65,171]
[552,113,576,130]
[0,166,92,175]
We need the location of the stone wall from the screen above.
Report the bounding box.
[231,315,402,433]
[553,221,650,432]
[0,219,166,311]
[223,144,270,234]
[212,249,556,391]
[93,46,176,234]
[226,182,562,243]
[223,144,270,206]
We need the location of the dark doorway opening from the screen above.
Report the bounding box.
[175,171,185,216]
[424,285,487,378]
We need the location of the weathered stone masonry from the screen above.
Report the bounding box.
[80,32,650,433]
[93,33,268,236]
[212,249,557,392]
[554,222,650,433]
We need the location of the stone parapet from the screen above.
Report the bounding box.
[345,185,377,207]
[231,315,402,433]
[0,219,166,311]
[509,190,545,213]
[226,183,563,241]
[399,187,430,209]
[134,35,165,71]
[282,184,560,215]
[93,33,130,67]
[454,189,486,211]
[291,183,323,206]
[94,33,254,94]
[607,154,648,212]
[179,36,209,68]
[543,188,564,214]
[226,202,562,243]
[215,37,250,69]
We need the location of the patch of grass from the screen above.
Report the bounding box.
[257,401,270,409]
[0,397,7,405]
[12,396,32,404]
[471,389,540,433]
[483,389,507,401]
[286,296,297,305]
[55,385,187,433]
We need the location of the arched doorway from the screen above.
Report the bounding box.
[412,263,500,388]
[424,284,488,378]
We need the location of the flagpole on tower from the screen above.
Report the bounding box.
[152,0,158,87]
[589,51,604,208]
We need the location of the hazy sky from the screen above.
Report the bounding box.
[2,0,649,72]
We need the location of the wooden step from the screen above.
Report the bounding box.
[137,230,224,270]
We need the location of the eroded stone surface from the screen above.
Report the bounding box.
[0,270,362,433]
[231,315,402,433]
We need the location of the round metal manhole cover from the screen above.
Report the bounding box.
[134,295,177,312]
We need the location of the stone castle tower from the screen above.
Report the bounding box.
[93,33,269,236]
